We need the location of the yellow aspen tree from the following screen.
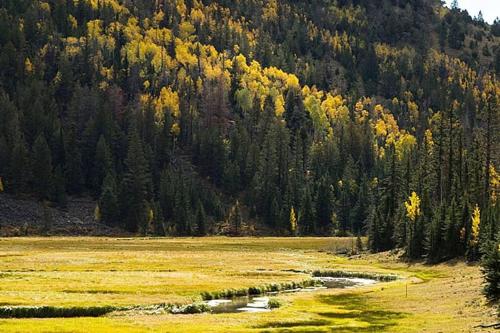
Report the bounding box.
[146,205,155,234]
[94,204,101,222]
[405,192,421,222]
[470,204,480,246]
[289,207,297,236]
[395,132,417,160]
[147,206,155,225]
[24,58,33,74]
[405,191,421,259]
[274,94,285,117]
[155,87,180,124]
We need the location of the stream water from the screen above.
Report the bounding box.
[206,277,377,314]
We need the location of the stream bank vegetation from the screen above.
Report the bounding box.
[312,270,398,282]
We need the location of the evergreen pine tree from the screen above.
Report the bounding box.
[315,177,333,233]
[8,138,30,194]
[52,165,67,208]
[64,131,84,194]
[121,126,150,232]
[368,205,382,252]
[196,200,207,236]
[32,134,53,200]
[93,135,112,194]
[152,201,166,236]
[356,233,364,254]
[300,186,315,235]
[481,234,500,302]
[99,173,119,226]
[227,200,242,236]
[444,198,461,258]
[427,204,445,262]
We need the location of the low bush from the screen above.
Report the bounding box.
[200,279,320,300]
[312,270,398,281]
[0,305,118,318]
[267,298,281,309]
[172,302,211,314]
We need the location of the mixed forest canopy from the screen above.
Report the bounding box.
[0,0,498,274]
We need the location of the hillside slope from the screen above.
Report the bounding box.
[0,0,498,261]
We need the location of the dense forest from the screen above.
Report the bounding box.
[0,0,498,298]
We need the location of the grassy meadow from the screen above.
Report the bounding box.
[0,237,494,332]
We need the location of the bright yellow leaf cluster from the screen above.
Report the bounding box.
[155,87,180,124]
[289,207,297,235]
[405,192,421,222]
[470,205,480,246]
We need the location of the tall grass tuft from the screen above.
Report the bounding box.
[267,298,281,309]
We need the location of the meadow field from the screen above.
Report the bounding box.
[0,237,495,332]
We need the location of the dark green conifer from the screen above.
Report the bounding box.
[32,134,53,200]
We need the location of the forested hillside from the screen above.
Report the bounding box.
[0,0,498,267]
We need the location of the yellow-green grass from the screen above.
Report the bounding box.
[0,237,495,332]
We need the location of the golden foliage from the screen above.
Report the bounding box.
[171,123,181,137]
[374,119,387,137]
[490,166,499,203]
[395,132,416,159]
[155,87,180,123]
[178,21,196,40]
[405,192,421,222]
[289,207,297,235]
[175,41,197,67]
[424,129,434,149]
[274,94,285,117]
[68,14,78,30]
[24,58,33,74]
[263,0,278,22]
[321,94,348,122]
[470,205,480,246]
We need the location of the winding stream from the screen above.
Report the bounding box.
[206,277,377,313]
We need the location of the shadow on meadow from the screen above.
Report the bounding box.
[257,293,407,332]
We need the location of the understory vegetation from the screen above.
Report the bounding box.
[0,305,117,318]
[200,280,320,301]
[312,270,398,282]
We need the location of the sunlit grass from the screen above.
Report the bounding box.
[0,237,354,307]
[0,237,493,332]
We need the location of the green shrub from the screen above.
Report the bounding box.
[267,298,281,309]
[199,279,319,300]
[173,302,211,314]
[0,305,118,318]
[248,286,262,295]
[312,270,398,281]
